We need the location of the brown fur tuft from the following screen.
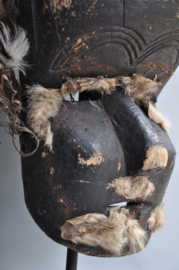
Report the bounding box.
[147,205,166,233]
[107,176,154,200]
[62,77,118,95]
[61,207,147,256]
[120,74,161,105]
[27,85,63,149]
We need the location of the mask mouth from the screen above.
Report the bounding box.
[79,89,105,102]
[64,85,103,102]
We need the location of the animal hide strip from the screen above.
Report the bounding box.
[62,77,118,95]
[147,205,166,232]
[61,207,148,255]
[107,176,155,200]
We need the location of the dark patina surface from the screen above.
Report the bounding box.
[16,0,178,256]
[20,90,176,256]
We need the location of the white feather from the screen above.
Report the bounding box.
[0,22,29,81]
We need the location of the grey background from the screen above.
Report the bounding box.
[0,69,179,270]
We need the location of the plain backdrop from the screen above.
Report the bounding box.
[0,68,179,270]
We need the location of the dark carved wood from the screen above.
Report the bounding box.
[17,0,179,93]
[13,0,178,257]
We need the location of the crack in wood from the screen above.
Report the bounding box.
[123,0,126,27]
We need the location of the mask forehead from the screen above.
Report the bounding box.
[18,0,179,91]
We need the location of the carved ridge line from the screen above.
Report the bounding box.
[53,26,145,69]
[135,40,179,67]
[89,26,146,49]
[134,29,179,66]
[145,29,179,49]
[53,26,179,71]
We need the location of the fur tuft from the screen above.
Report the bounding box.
[107,176,154,200]
[27,85,63,149]
[61,207,147,256]
[120,74,161,105]
[147,205,166,232]
[142,145,168,171]
[62,77,118,95]
[125,219,147,253]
[148,101,171,132]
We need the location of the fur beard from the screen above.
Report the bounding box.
[61,207,148,256]
[61,204,166,255]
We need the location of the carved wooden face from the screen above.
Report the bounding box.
[18,0,177,256]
